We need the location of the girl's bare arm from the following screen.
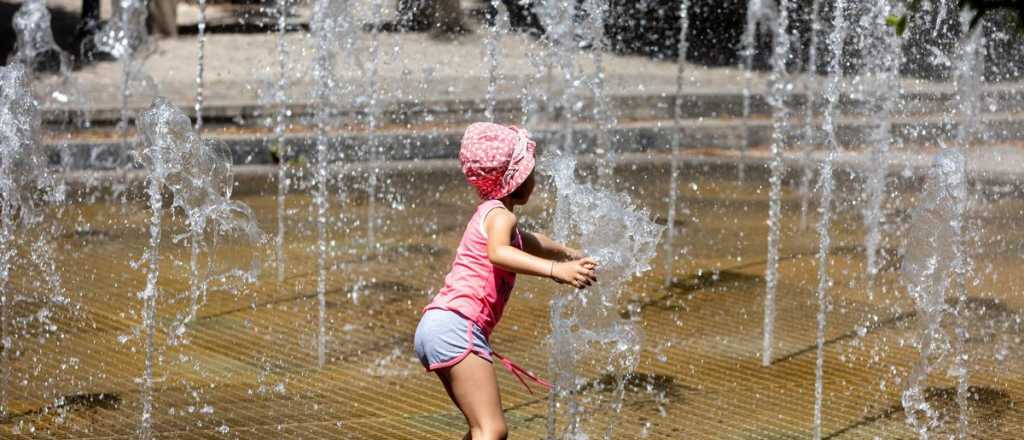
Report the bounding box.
[520,230,581,261]
[485,208,597,288]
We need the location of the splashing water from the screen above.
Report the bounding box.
[94,0,156,169]
[955,12,985,148]
[9,0,70,75]
[545,153,664,439]
[519,25,550,128]
[96,0,152,142]
[135,98,263,438]
[9,0,86,125]
[312,0,331,368]
[0,65,55,219]
[900,149,969,440]
[94,0,149,60]
[0,64,64,418]
[134,100,264,341]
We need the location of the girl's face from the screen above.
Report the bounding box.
[509,171,536,205]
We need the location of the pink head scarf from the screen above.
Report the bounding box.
[459,122,537,200]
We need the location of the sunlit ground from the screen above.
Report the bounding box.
[3,155,1024,439]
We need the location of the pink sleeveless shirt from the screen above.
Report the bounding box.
[424,199,521,337]
[421,199,551,393]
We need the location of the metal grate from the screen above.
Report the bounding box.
[3,167,1024,439]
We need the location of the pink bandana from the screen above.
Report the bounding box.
[459,122,537,200]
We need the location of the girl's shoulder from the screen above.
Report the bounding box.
[479,202,517,240]
[481,202,515,224]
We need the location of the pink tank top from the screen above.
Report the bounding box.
[422,199,550,393]
[424,199,522,337]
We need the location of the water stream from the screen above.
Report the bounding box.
[900,149,968,440]
[813,0,848,437]
[663,0,690,287]
[194,0,208,132]
[364,0,386,258]
[546,154,663,439]
[484,0,508,122]
[798,0,824,231]
[135,98,262,438]
[738,0,766,182]
[94,0,153,166]
[273,0,291,286]
[310,0,348,368]
[762,0,791,368]
[0,64,61,419]
[859,0,901,294]
[3,0,1024,437]
[581,0,615,184]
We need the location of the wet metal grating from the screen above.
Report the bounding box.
[3,169,1024,438]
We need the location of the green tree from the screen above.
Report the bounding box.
[889,0,1024,35]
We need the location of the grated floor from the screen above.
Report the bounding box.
[3,161,1024,438]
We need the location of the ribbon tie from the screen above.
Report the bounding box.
[493,350,552,394]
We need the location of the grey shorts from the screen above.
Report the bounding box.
[414,309,493,371]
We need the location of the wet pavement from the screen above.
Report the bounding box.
[3,157,1024,438]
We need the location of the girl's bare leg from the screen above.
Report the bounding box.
[437,354,507,440]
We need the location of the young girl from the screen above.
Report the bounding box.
[414,122,598,440]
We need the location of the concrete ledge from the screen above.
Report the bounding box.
[51,111,1024,171]
[61,141,1024,203]
[42,87,1024,129]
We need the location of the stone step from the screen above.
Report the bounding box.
[50,111,1024,170]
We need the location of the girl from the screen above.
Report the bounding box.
[414,122,598,440]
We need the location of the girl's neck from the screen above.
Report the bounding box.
[497,198,515,212]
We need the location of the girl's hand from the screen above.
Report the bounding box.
[552,258,599,289]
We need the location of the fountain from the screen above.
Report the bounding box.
[797,0,823,231]
[483,0,508,122]
[364,0,386,258]
[193,0,208,132]
[2,0,1024,437]
[273,0,292,287]
[738,0,768,182]
[94,0,156,161]
[761,0,791,368]
[134,97,262,438]
[9,0,70,78]
[663,0,690,287]
[812,0,848,437]
[532,3,665,437]
[900,148,969,440]
[0,64,64,419]
[581,0,616,184]
[310,0,351,368]
[9,0,86,126]
[545,153,664,438]
[858,0,902,293]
